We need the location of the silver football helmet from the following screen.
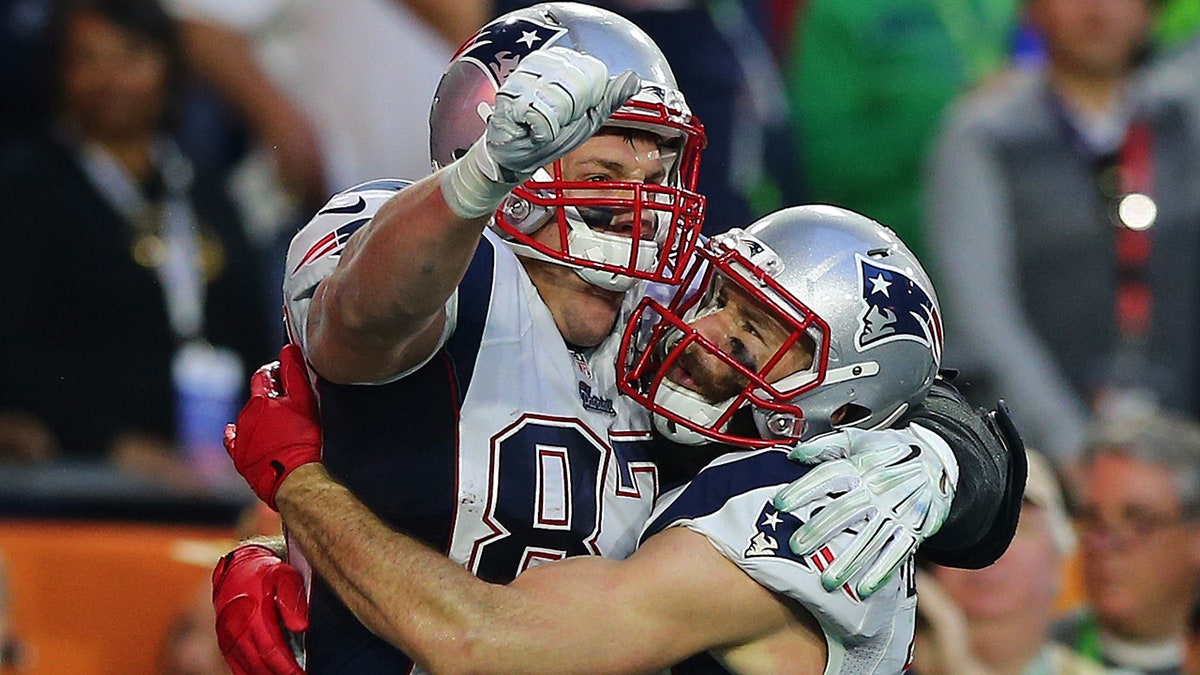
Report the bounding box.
[429,2,707,292]
[617,205,943,447]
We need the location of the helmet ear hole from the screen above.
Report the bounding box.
[831,403,871,428]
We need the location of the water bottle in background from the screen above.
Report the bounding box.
[172,341,244,490]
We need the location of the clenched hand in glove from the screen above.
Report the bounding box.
[212,544,307,675]
[441,45,641,219]
[223,343,322,510]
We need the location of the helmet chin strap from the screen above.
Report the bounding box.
[651,378,740,446]
[501,235,645,292]
[499,198,662,293]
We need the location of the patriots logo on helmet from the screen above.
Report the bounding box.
[855,255,943,355]
[291,217,370,274]
[455,15,568,87]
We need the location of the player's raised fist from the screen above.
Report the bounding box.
[223,344,322,510]
[442,46,641,219]
[488,46,639,178]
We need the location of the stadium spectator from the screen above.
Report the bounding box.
[164,0,488,343]
[914,449,1102,675]
[0,0,271,484]
[1053,408,1200,674]
[924,0,1200,462]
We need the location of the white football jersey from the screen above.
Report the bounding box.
[642,447,917,675]
[283,180,660,672]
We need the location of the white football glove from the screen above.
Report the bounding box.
[441,46,641,218]
[772,424,959,598]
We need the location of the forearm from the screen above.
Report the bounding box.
[276,465,696,674]
[276,465,504,671]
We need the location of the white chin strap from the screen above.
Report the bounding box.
[571,227,659,291]
[650,379,737,446]
[503,206,662,292]
[498,168,664,293]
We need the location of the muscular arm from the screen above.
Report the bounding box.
[277,464,824,675]
[305,173,490,383]
[302,46,634,384]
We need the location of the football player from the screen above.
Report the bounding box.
[214,3,1022,672]
[220,206,993,673]
[278,5,704,670]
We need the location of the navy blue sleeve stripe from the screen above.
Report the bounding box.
[343,178,413,195]
[442,234,496,403]
[641,450,807,543]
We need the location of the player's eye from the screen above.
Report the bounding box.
[742,321,763,341]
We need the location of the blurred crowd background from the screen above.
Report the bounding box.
[1,0,1200,672]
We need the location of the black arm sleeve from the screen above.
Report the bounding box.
[900,374,1028,568]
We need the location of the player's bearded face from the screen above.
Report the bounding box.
[668,342,753,404]
[663,279,814,404]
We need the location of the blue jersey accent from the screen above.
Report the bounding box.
[443,235,497,400]
[305,239,497,674]
[641,449,808,545]
[342,178,413,195]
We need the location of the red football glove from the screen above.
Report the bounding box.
[224,343,321,510]
[212,544,308,675]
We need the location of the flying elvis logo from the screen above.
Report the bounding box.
[291,217,370,274]
[455,14,569,86]
[744,503,804,563]
[744,501,861,602]
[856,254,943,356]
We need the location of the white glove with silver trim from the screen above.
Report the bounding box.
[442,46,641,218]
[772,424,958,597]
